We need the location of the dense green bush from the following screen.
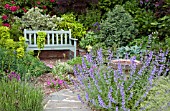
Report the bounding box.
[139,76,170,111]
[78,9,101,30]
[56,13,86,40]
[123,1,155,37]
[0,78,44,111]
[99,5,137,47]
[124,0,170,40]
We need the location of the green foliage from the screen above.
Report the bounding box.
[16,7,62,30]
[78,9,101,30]
[67,57,85,66]
[99,5,137,47]
[56,13,86,40]
[139,76,170,111]
[37,31,46,58]
[52,60,73,80]
[123,1,170,40]
[79,31,98,49]
[117,45,145,59]
[98,0,127,12]
[37,31,46,49]
[9,22,23,41]
[0,78,43,111]
[0,48,50,80]
[0,26,10,46]
[150,15,170,39]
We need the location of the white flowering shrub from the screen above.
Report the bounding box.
[16,7,63,30]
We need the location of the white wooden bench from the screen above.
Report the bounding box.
[24,29,78,58]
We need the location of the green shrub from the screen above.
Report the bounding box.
[78,9,101,30]
[79,31,98,49]
[52,60,73,80]
[139,76,170,111]
[123,0,156,37]
[56,13,86,40]
[99,5,137,47]
[0,78,44,111]
[67,57,84,66]
[0,48,50,80]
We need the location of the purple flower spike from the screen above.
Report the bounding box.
[108,87,116,104]
[98,94,107,108]
[119,82,126,111]
[96,48,103,64]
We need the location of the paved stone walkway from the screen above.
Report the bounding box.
[44,89,92,111]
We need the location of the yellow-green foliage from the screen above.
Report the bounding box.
[56,13,86,40]
[0,26,10,46]
[0,26,26,58]
[139,76,170,111]
[37,31,46,49]
[4,39,16,50]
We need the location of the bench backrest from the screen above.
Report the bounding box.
[24,29,72,46]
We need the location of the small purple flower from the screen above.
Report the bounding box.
[108,87,116,104]
[119,82,126,111]
[58,79,64,85]
[47,80,51,86]
[116,106,119,111]
[140,0,143,4]
[82,57,87,69]
[85,92,89,101]
[96,48,103,64]
[127,81,135,91]
[98,94,107,108]
[8,71,20,81]
[155,2,160,7]
[148,66,156,85]
[52,80,57,86]
[145,0,149,2]
[77,94,84,104]
[128,92,133,101]
[93,22,99,26]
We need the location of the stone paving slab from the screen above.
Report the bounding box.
[44,88,92,111]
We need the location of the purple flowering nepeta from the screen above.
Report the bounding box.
[8,71,20,81]
[72,48,169,111]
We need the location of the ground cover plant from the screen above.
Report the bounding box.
[72,48,170,111]
[0,72,44,111]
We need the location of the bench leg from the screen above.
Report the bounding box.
[74,49,76,58]
[74,41,77,58]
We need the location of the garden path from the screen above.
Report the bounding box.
[43,87,91,111]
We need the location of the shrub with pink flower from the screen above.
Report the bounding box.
[2,23,10,27]
[2,15,8,20]
[10,6,18,12]
[11,0,15,4]
[37,1,41,5]
[4,4,10,9]
[47,79,64,89]
[22,8,28,13]
[50,0,55,3]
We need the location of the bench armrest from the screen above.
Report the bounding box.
[70,38,78,41]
